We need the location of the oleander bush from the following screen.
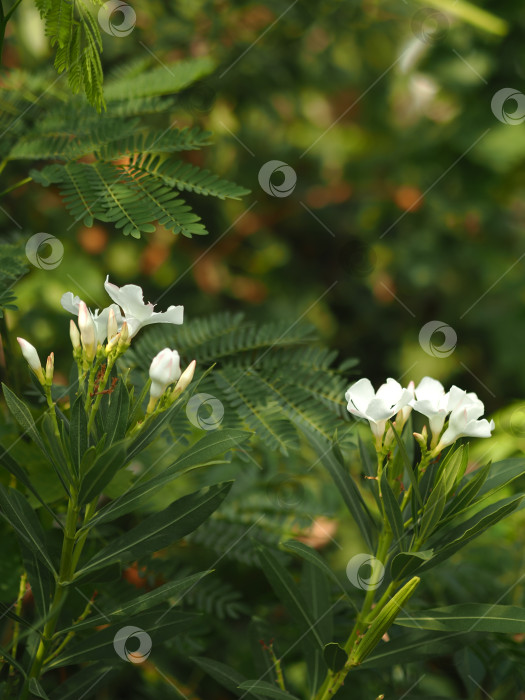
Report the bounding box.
[2,1,525,699]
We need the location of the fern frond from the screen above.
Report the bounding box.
[104,57,215,102]
[97,128,213,160]
[131,156,250,200]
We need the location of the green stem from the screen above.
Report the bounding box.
[21,492,80,698]
[315,528,393,700]
[8,572,27,676]
[0,176,31,197]
[86,357,115,435]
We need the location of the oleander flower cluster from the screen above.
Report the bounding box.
[346,376,495,454]
[17,277,195,413]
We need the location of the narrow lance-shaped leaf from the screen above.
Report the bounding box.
[258,545,324,651]
[75,482,232,580]
[306,430,376,551]
[395,604,525,634]
[0,485,57,575]
[70,395,88,476]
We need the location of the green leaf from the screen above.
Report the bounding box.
[48,610,199,667]
[389,421,423,507]
[323,642,347,672]
[420,496,523,572]
[191,657,265,700]
[306,431,376,551]
[282,540,357,611]
[380,473,405,551]
[82,429,250,529]
[479,458,525,495]
[61,571,211,633]
[443,462,491,521]
[0,444,61,524]
[70,395,88,476]
[395,604,525,634]
[41,414,73,493]
[29,679,50,699]
[238,682,300,700]
[21,545,53,617]
[105,379,129,445]
[390,550,433,581]
[2,384,49,458]
[78,441,127,505]
[359,630,463,669]
[0,485,57,575]
[435,445,467,496]
[359,435,381,508]
[258,545,324,651]
[75,482,232,580]
[48,664,115,700]
[418,478,447,543]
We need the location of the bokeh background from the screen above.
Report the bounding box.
[4,0,525,420]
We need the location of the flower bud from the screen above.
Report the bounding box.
[17,337,45,384]
[149,348,181,400]
[45,352,54,385]
[170,360,196,399]
[107,308,118,341]
[69,320,81,350]
[117,321,130,353]
[78,301,96,362]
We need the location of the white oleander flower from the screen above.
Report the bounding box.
[104,276,183,338]
[345,378,414,446]
[412,377,488,448]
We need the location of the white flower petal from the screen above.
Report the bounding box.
[415,377,445,403]
[346,378,375,414]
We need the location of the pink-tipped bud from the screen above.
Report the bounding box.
[46,352,54,384]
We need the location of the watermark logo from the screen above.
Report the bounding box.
[267,475,305,508]
[25,233,64,270]
[113,626,152,664]
[419,320,457,358]
[411,8,449,45]
[346,554,385,591]
[186,393,224,431]
[491,88,525,126]
[98,1,136,37]
[258,160,297,198]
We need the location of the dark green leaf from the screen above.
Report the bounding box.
[258,545,324,651]
[0,485,57,575]
[81,429,250,529]
[61,571,211,633]
[390,550,433,581]
[105,379,129,445]
[191,657,265,700]
[75,482,232,579]
[389,421,423,507]
[418,479,447,543]
[307,431,376,551]
[323,642,347,672]
[2,384,49,458]
[380,473,405,551]
[238,681,299,699]
[395,604,525,633]
[70,395,88,476]
[78,441,127,505]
